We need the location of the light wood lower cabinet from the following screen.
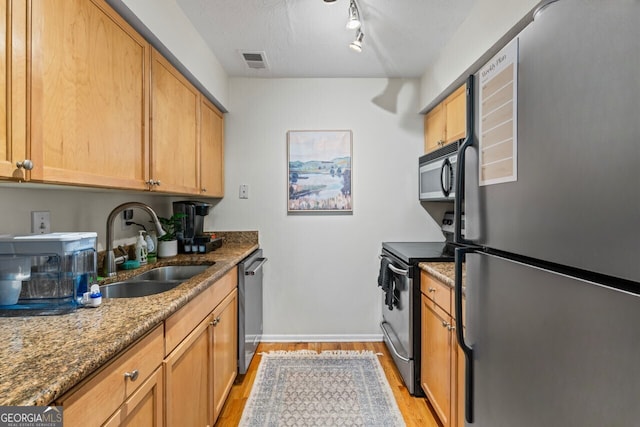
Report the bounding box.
[420,270,464,427]
[57,267,239,427]
[421,294,454,426]
[164,267,238,427]
[104,367,164,427]
[57,324,164,427]
[164,311,212,427]
[212,289,238,420]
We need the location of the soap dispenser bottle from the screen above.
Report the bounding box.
[135,230,148,265]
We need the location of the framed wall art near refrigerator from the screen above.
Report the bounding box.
[287,130,353,214]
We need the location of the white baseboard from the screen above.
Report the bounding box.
[261,334,383,343]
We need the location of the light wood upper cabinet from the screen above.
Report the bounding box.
[444,85,467,143]
[200,97,224,197]
[150,49,199,194]
[0,1,27,180]
[28,0,150,189]
[424,84,467,153]
[424,104,445,153]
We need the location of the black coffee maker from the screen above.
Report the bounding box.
[172,201,212,253]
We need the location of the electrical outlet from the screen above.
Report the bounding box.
[121,209,134,231]
[31,211,51,234]
[239,184,249,199]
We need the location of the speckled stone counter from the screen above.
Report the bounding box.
[419,261,456,286]
[0,231,259,406]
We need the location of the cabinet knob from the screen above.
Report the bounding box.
[154,180,161,186]
[146,179,155,185]
[447,324,456,331]
[212,316,221,326]
[201,188,207,193]
[124,369,139,381]
[442,320,448,327]
[16,159,33,170]
[428,287,436,293]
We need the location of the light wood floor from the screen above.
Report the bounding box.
[215,342,442,427]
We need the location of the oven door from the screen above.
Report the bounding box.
[380,252,417,394]
[419,154,457,201]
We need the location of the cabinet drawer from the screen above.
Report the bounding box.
[421,270,452,315]
[57,324,164,427]
[165,267,238,356]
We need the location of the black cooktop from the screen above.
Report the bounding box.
[382,241,456,264]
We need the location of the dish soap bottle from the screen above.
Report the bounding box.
[135,230,148,265]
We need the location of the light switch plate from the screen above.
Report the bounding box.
[239,184,249,199]
[31,211,51,234]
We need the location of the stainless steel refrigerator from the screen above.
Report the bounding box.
[454,1,640,426]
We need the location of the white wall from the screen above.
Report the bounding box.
[210,78,444,340]
[420,0,539,109]
[0,185,181,253]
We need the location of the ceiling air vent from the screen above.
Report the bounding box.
[241,51,268,70]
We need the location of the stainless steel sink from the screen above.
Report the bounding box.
[101,280,183,298]
[130,265,212,281]
[101,264,213,298]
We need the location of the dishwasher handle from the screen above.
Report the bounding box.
[245,257,268,275]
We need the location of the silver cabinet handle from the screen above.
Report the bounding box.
[155,180,161,186]
[124,369,139,381]
[211,316,221,326]
[447,324,456,331]
[428,287,436,293]
[201,188,207,193]
[16,159,33,170]
[442,320,448,327]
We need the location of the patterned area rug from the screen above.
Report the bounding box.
[239,350,406,427]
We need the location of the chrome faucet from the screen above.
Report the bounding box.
[104,202,167,277]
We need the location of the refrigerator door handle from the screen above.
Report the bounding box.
[454,75,474,245]
[455,246,475,423]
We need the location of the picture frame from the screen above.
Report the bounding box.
[287,130,353,214]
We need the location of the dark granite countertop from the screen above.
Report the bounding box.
[0,231,258,406]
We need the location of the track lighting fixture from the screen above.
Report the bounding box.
[349,29,364,53]
[346,0,361,30]
[323,0,364,52]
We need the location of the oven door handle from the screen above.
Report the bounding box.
[387,263,409,276]
[380,321,410,362]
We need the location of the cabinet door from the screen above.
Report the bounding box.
[200,97,224,197]
[164,316,212,427]
[150,49,199,194]
[421,294,452,427]
[211,289,238,422]
[424,104,445,153]
[28,0,150,189]
[444,85,466,144]
[0,1,27,180]
[104,367,163,427]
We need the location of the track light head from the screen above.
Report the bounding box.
[346,0,361,30]
[349,30,364,52]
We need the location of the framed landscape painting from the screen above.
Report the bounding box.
[287,130,353,214]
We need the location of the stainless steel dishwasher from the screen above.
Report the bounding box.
[238,248,267,374]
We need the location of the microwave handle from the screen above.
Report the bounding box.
[441,158,452,197]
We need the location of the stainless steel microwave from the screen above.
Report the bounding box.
[419,141,460,201]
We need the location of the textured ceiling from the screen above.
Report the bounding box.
[176,0,475,78]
